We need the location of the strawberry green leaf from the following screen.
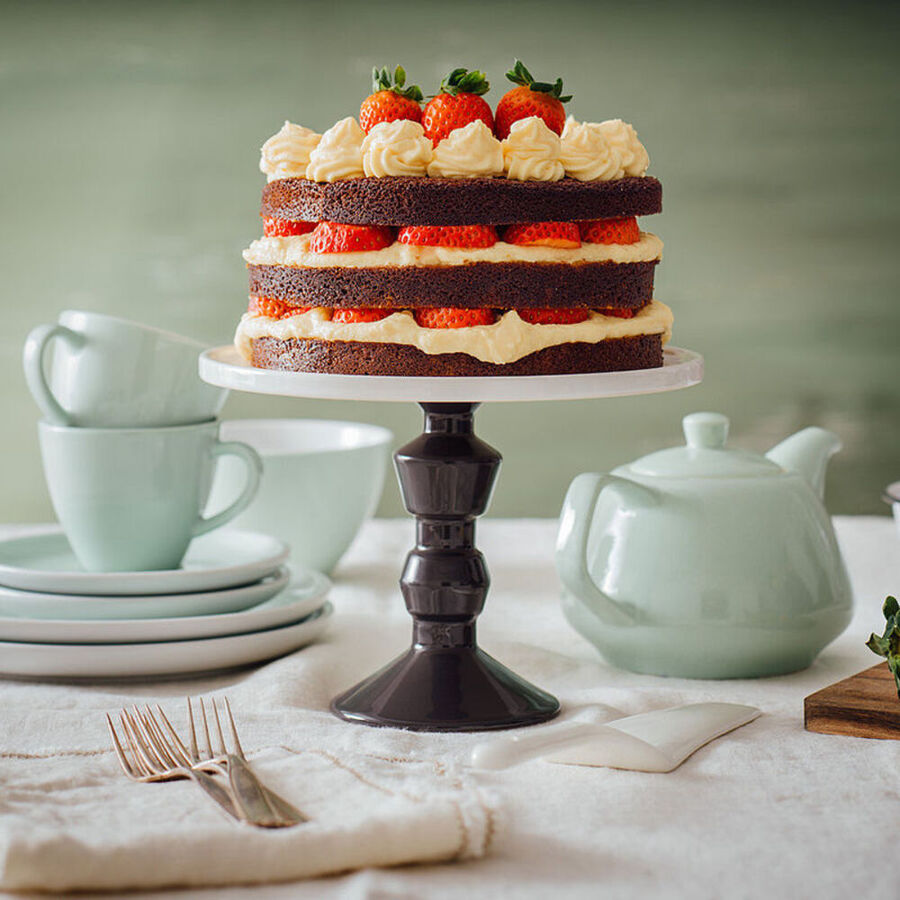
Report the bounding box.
[439,67,490,97]
[504,60,571,103]
[371,65,423,101]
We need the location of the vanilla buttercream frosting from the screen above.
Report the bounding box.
[596,119,649,177]
[243,232,662,269]
[259,122,322,182]
[501,116,565,182]
[559,117,621,182]
[305,117,366,182]
[361,120,433,177]
[235,300,672,365]
[427,120,504,178]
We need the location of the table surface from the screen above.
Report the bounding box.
[2,515,898,900]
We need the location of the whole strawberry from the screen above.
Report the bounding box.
[494,59,572,139]
[360,66,424,133]
[422,68,494,144]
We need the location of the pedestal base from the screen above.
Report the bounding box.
[331,644,559,732]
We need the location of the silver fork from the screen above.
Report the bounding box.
[107,707,240,822]
[184,696,308,827]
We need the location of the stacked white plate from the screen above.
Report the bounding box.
[0,528,332,679]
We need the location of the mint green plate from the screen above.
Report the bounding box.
[0,566,293,621]
[0,528,288,596]
[0,603,333,680]
[0,570,330,641]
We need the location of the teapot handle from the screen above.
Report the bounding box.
[556,473,656,628]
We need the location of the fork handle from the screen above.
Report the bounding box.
[185,767,242,822]
[227,755,308,827]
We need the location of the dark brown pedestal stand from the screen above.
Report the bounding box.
[199,343,703,733]
[331,403,560,731]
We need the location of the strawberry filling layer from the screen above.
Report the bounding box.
[248,297,636,325]
[235,300,673,365]
[258,217,641,252]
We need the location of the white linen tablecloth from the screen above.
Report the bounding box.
[1,516,898,898]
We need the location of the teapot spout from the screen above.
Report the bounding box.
[765,427,841,499]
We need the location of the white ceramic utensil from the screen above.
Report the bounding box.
[471,702,760,773]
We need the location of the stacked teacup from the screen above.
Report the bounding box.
[23,310,259,572]
[2,310,335,680]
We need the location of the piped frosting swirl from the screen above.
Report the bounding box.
[305,117,366,182]
[501,116,565,182]
[427,120,504,178]
[361,120,433,177]
[259,122,321,182]
[595,119,650,177]
[559,117,620,182]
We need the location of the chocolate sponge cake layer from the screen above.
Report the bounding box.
[261,176,662,226]
[248,260,657,310]
[250,334,662,376]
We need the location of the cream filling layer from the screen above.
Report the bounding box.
[235,300,672,366]
[243,232,663,269]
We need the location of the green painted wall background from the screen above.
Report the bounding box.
[1,0,898,520]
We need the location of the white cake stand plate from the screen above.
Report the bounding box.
[200,344,703,732]
[200,345,702,403]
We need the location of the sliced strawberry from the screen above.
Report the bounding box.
[414,307,496,329]
[262,216,316,238]
[248,296,310,319]
[503,221,581,248]
[579,217,641,245]
[332,308,392,324]
[518,307,590,325]
[360,66,423,133]
[309,222,394,253]
[597,307,636,318]
[397,225,497,249]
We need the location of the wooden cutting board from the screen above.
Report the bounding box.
[805,662,900,740]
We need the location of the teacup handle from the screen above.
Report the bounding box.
[22,323,86,426]
[193,441,263,537]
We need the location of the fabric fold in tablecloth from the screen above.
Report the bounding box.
[0,745,496,892]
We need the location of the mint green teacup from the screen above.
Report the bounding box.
[24,310,227,427]
[38,420,262,572]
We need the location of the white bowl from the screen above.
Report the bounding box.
[207,419,393,574]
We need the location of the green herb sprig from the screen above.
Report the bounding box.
[866,596,900,698]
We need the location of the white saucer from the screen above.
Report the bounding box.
[0,528,289,596]
[0,602,333,680]
[0,568,329,637]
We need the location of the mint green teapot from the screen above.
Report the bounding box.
[555,412,852,678]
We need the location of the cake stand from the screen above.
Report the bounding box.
[200,345,703,731]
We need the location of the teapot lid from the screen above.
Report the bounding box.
[625,412,783,479]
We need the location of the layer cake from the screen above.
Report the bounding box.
[234,62,672,376]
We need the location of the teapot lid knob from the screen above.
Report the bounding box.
[683,412,729,449]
